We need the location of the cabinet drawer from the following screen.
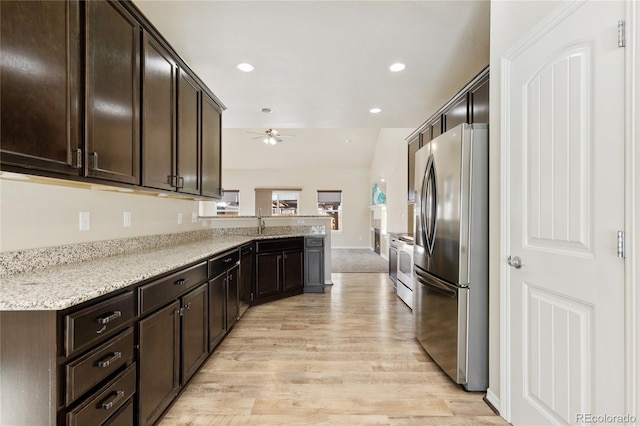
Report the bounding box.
[65,292,135,356]
[103,398,134,426]
[65,328,134,405]
[67,363,136,426]
[305,237,324,248]
[209,250,239,278]
[138,262,207,315]
[256,237,303,253]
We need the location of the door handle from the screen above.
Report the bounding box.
[507,255,523,269]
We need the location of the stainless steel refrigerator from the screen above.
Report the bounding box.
[413,123,488,391]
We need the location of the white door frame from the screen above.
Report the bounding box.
[499,0,639,422]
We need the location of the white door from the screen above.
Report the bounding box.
[504,1,626,424]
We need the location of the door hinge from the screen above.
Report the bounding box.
[618,20,625,47]
[617,230,625,258]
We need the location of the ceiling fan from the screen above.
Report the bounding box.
[247,129,294,145]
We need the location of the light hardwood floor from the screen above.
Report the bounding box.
[159,273,507,425]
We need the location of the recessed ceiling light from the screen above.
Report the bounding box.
[261,108,272,113]
[389,63,406,72]
[369,107,382,114]
[345,139,352,144]
[236,63,255,72]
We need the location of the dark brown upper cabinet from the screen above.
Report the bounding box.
[443,95,469,132]
[141,32,177,191]
[406,66,489,203]
[201,92,222,198]
[85,0,141,185]
[0,0,82,175]
[1,0,225,198]
[177,70,201,195]
[470,77,490,124]
[407,136,420,203]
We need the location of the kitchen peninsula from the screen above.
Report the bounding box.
[0,217,330,425]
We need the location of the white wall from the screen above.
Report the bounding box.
[0,177,206,252]
[369,128,413,236]
[488,0,562,410]
[222,167,370,248]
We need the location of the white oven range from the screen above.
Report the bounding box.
[396,236,414,309]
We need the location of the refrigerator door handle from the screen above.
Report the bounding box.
[420,154,438,256]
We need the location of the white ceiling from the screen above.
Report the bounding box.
[132,0,490,168]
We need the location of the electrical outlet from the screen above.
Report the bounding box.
[191,212,197,223]
[297,219,305,224]
[177,213,183,224]
[201,219,208,227]
[79,211,90,231]
[123,211,132,228]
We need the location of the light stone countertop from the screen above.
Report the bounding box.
[0,233,321,311]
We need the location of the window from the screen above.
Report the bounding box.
[317,190,342,231]
[272,191,299,215]
[216,190,239,216]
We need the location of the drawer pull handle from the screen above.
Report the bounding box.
[223,258,232,263]
[175,278,189,286]
[100,390,125,410]
[97,311,121,325]
[97,351,122,368]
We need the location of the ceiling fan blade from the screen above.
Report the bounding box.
[246,131,266,135]
[251,136,265,139]
[274,136,284,143]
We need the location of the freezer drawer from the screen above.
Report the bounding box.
[413,267,467,385]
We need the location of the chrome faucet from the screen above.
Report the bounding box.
[257,207,266,235]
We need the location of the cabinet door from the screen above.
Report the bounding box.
[86,0,140,184]
[177,69,201,195]
[181,283,208,384]
[470,77,489,124]
[142,32,176,191]
[201,93,222,198]
[226,264,239,329]
[431,118,442,139]
[444,95,468,131]
[305,249,324,289]
[1,0,81,175]
[407,137,420,202]
[255,253,281,299]
[283,250,303,292]
[138,301,180,426]
[240,250,253,309]
[209,273,226,351]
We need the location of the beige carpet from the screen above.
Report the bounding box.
[331,249,388,273]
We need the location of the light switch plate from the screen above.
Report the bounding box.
[123,211,132,228]
[79,211,90,231]
[191,212,197,223]
[177,213,183,225]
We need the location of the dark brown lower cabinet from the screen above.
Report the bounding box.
[226,264,239,330]
[209,272,227,351]
[254,237,304,304]
[138,300,180,426]
[181,283,209,384]
[283,250,304,292]
[239,244,253,316]
[255,252,281,299]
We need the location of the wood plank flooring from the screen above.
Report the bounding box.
[159,273,507,425]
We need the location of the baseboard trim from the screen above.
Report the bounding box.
[484,388,501,415]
